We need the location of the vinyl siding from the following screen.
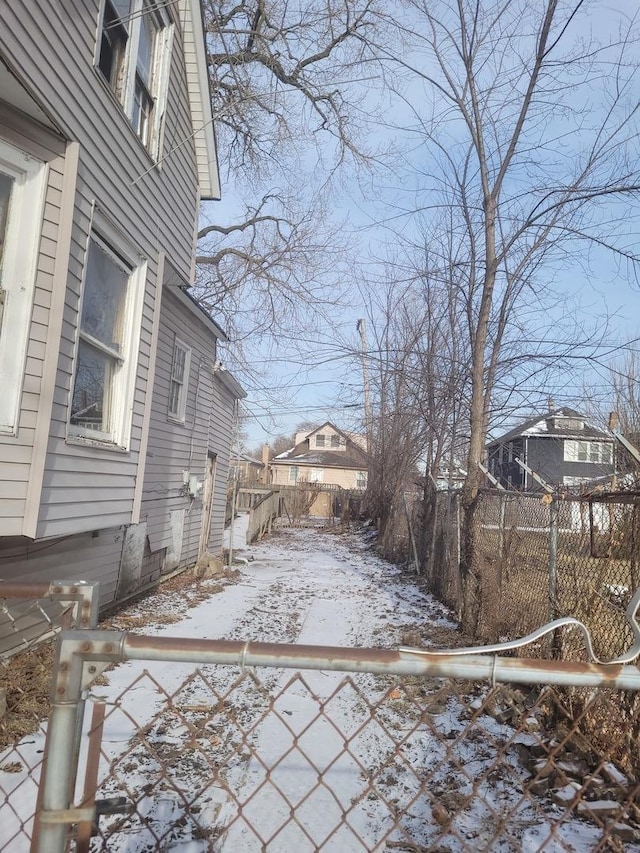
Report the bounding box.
[207,378,235,554]
[271,463,366,490]
[141,288,236,568]
[0,0,203,537]
[0,108,67,535]
[0,527,125,608]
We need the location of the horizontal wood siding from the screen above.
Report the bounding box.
[0,0,202,537]
[0,528,126,607]
[0,110,66,535]
[141,288,236,568]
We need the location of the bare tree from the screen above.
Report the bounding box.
[362,269,469,564]
[610,351,640,438]
[196,0,382,358]
[374,0,640,629]
[203,0,378,175]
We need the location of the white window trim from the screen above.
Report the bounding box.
[0,140,47,436]
[68,212,146,449]
[289,465,299,483]
[96,0,174,160]
[167,337,191,423]
[564,439,613,465]
[310,468,324,483]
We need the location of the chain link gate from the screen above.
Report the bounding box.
[0,581,100,852]
[32,595,640,853]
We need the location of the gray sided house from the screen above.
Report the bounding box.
[0,0,242,615]
[487,408,615,491]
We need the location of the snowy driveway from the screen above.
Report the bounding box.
[2,522,632,852]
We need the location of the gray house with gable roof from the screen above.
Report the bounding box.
[487,408,615,491]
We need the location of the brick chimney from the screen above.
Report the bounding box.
[261,444,270,483]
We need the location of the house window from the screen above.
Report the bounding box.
[310,468,324,483]
[315,434,326,448]
[356,470,367,489]
[69,229,145,446]
[168,339,191,422]
[555,416,584,431]
[98,0,130,91]
[564,440,613,465]
[0,139,47,435]
[330,434,341,448]
[289,466,299,483]
[97,0,173,155]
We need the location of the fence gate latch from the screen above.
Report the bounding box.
[91,797,133,836]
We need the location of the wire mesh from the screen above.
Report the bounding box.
[0,581,99,851]
[432,490,640,661]
[71,664,640,851]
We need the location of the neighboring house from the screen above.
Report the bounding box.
[0,0,243,613]
[270,423,369,491]
[487,408,615,490]
[229,452,266,485]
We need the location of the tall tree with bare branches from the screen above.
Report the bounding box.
[372,0,640,628]
[196,0,381,361]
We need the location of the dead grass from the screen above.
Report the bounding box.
[0,567,240,751]
[0,641,55,751]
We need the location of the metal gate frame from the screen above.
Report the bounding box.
[34,593,640,852]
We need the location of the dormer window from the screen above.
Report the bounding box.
[315,434,325,448]
[330,434,341,448]
[554,416,584,431]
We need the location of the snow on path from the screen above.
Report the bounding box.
[1,524,626,852]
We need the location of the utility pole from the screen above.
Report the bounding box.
[356,319,372,447]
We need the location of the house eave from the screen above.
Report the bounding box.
[164,280,228,341]
[216,369,246,400]
[183,0,221,200]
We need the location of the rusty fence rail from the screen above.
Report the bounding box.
[29,618,640,852]
[0,581,100,853]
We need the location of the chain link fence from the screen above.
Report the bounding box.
[428,488,640,792]
[430,490,640,660]
[0,581,99,851]
[23,631,640,852]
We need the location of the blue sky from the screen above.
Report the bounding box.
[203,0,640,453]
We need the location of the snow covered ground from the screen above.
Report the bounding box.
[1,518,634,851]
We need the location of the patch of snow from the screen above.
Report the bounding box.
[2,528,637,852]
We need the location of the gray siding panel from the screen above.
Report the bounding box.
[0,528,125,607]
[141,288,236,568]
[0,0,202,538]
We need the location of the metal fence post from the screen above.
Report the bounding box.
[497,493,506,590]
[32,634,89,853]
[549,498,558,621]
[548,497,560,657]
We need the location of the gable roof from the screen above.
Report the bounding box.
[273,422,368,469]
[283,446,369,469]
[488,407,611,446]
[306,421,351,441]
[181,0,220,200]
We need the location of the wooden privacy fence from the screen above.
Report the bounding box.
[245,490,281,543]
